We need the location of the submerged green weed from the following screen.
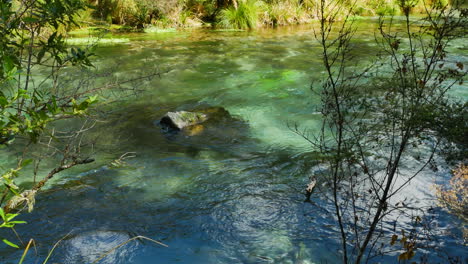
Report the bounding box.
[144,27,177,33]
[66,37,130,45]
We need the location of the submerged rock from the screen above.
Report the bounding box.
[158,106,252,152]
[185,124,205,136]
[159,107,234,134]
[59,231,137,264]
[197,106,231,121]
[160,111,208,130]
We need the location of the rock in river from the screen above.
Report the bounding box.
[159,107,234,132]
[159,106,251,145]
[160,111,208,130]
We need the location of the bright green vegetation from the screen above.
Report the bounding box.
[80,0,454,30]
[220,0,261,29]
[66,36,131,45]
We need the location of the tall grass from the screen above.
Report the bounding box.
[219,0,262,29]
[351,0,400,16]
[350,0,450,16]
[266,0,311,26]
[88,0,455,29]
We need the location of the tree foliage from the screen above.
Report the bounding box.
[0,0,95,144]
[299,0,467,262]
[0,0,97,247]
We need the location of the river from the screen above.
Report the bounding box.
[0,19,467,263]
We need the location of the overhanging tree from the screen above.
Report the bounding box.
[298,0,467,263]
[0,0,157,248]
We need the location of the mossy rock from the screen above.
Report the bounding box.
[197,106,232,121]
[160,111,208,130]
[159,106,247,141]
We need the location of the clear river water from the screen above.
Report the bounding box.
[0,19,467,263]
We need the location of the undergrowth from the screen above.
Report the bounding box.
[80,0,455,30]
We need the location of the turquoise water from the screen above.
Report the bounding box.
[0,21,467,263]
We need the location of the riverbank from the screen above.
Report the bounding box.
[79,0,447,30]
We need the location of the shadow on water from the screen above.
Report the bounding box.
[92,100,260,156]
[0,96,336,263]
[1,103,465,263]
[0,95,325,263]
[0,130,331,263]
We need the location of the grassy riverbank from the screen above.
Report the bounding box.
[80,0,452,30]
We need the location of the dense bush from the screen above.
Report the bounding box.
[85,0,455,29]
[90,0,179,27]
[219,0,260,29]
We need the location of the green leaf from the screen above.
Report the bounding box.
[6,213,19,221]
[9,221,27,225]
[48,32,57,45]
[0,208,5,221]
[88,95,98,103]
[23,17,39,23]
[8,186,20,196]
[2,238,19,248]
[21,159,33,168]
[37,49,46,64]
[0,96,8,107]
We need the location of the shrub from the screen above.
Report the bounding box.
[92,0,178,27]
[219,0,261,29]
[93,0,136,24]
[435,165,468,222]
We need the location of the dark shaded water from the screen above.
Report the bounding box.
[1,20,467,263]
